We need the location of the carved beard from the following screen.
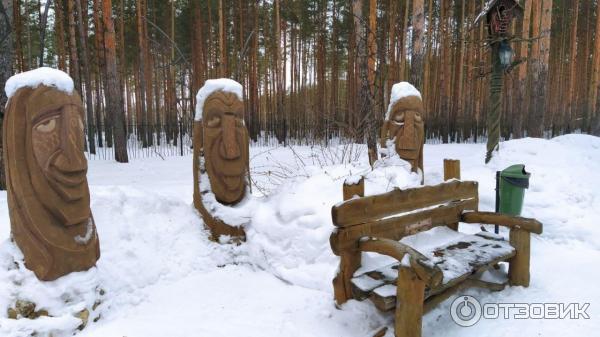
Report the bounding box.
[202,92,249,205]
[3,85,99,281]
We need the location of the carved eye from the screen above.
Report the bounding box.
[206,116,221,128]
[35,117,57,133]
[394,113,404,122]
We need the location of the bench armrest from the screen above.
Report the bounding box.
[358,237,443,288]
[460,211,543,234]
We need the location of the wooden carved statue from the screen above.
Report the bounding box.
[193,81,249,241]
[380,82,425,176]
[3,85,100,281]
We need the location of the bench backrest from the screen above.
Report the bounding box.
[330,180,478,253]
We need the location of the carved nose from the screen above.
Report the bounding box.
[220,114,241,159]
[54,106,87,172]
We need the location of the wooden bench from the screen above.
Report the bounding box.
[330,160,542,337]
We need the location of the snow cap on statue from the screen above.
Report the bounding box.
[385,82,422,120]
[195,78,244,121]
[5,67,74,100]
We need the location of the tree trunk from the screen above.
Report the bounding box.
[67,0,81,93]
[410,0,425,91]
[136,0,148,146]
[102,0,128,162]
[566,0,579,133]
[37,0,51,67]
[0,0,13,190]
[218,0,227,77]
[588,1,600,132]
[515,0,532,139]
[74,0,96,154]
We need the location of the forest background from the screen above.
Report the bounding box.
[0,0,599,168]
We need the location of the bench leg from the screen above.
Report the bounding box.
[395,267,425,337]
[509,228,531,287]
[333,250,361,305]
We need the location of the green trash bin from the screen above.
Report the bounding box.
[495,164,530,233]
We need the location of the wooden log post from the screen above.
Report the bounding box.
[333,177,365,305]
[443,159,461,181]
[444,159,461,231]
[508,228,531,287]
[342,176,365,200]
[395,267,426,337]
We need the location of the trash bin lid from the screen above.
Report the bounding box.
[500,164,530,179]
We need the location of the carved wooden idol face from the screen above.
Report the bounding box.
[27,86,91,226]
[387,95,425,161]
[202,91,249,204]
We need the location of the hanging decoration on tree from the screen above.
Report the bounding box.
[474,0,523,163]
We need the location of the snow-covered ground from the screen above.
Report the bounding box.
[1,135,599,337]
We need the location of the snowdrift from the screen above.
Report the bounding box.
[0,135,599,337]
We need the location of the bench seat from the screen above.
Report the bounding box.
[330,175,542,337]
[350,230,515,311]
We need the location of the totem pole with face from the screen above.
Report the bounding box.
[193,81,249,241]
[380,83,425,181]
[3,85,100,281]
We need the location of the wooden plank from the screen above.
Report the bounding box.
[332,177,366,305]
[333,250,361,305]
[363,234,515,312]
[331,199,477,254]
[395,267,426,337]
[343,177,365,200]
[332,180,478,227]
[358,237,443,287]
[351,274,385,300]
[461,211,543,234]
[370,284,398,311]
[509,228,531,287]
[443,159,461,181]
[443,159,461,231]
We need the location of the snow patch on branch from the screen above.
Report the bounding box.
[5,67,74,99]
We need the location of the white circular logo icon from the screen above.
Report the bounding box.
[450,295,482,327]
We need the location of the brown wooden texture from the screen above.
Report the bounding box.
[3,86,100,281]
[381,94,425,175]
[330,175,540,337]
[355,233,515,312]
[192,88,249,242]
[443,159,461,181]
[332,180,478,228]
[332,174,365,305]
[343,177,364,201]
[443,159,461,231]
[331,199,478,254]
[509,228,531,286]
[395,267,425,337]
[358,237,442,288]
[193,119,246,242]
[332,249,361,305]
[102,0,128,163]
[461,211,543,234]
